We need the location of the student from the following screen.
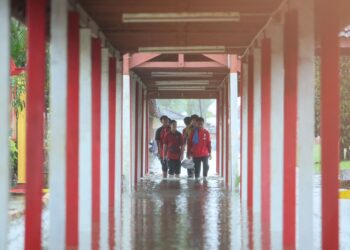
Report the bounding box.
[184,114,199,178]
[163,120,184,178]
[155,116,170,177]
[188,117,212,179]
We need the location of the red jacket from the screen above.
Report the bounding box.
[188,128,211,158]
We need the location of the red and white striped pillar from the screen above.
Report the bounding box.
[283,10,298,249]
[116,58,123,194]
[108,56,117,249]
[66,11,80,249]
[100,47,110,249]
[267,20,284,249]
[145,91,150,175]
[122,54,132,193]
[216,91,220,176]
[0,1,10,247]
[78,27,93,249]
[134,81,139,186]
[241,62,248,202]
[25,0,47,248]
[295,0,315,248]
[247,54,254,209]
[49,0,68,247]
[261,38,272,250]
[319,0,340,249]
[91,38,102,249]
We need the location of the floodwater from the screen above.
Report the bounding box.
[7,155,350,249]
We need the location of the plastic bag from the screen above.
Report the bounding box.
[181,158,194,169]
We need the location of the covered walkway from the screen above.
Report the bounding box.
[1,0,350,249]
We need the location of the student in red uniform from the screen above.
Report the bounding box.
[155,116,170,177]
[163,120,184,178]
[188,117,212,179]
[184,114,199,178]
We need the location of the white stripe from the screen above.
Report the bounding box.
[130,78,136,187]
[137,83,142,180]
[0,1,10,248]
[229,71,239,191]
[122,74,132,193]
[142,90,147,177]
[100,48,109,249]
[218,91,222,177]
[268,22,284,250]
[223,85,227,181]
[49,0,68,248]
[296,0,315,248]
[79,28,92,250]
[115,60,123,248]
[253,47,262,250]
[115,61,122,197]
[241,63,248,202]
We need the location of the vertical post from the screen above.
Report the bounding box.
[319,0,340,249]
[49,0,68,248]
[25,0,47,249]
[141,89,146,177]
[268,21,284,249]
[283,10,298,249]
[296,0,315,248]
[123,54,132,192]
[253,47,262,215]
[0,1,10,247]
[241,62,249,202]
[216,94,220,175]
[79,28,93,250]
[116,59,123,194]
[225,79,230,185]
[66,11,80,249]
[145,91,150,175]
[91,38,102,249]
[261,38,271,250]
[130,78,136,188]
[137,85,143,179]
[134,82,139,186]
[108,57,117,249]
[247,54,254,209]
[229,55,240,191]
[100,48,110,249]
[222,87,226,179]
[253,47,262,250]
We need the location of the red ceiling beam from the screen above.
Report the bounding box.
[129,53,161,69]
[202,54,229,67]
[135,61,228,69]
[148,90,217,99]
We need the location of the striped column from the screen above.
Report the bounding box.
[134,82,140,185]
[0,1,10,248]
[122,54,132,193]
[130,78,136,188]
[261,38,271,250]
[253,47,262,215]
[141,89,147,177]
[296,0,315,248]
[66,11,80,248]
[241,62,248,202]
[78,28,93,250]
[283,10,298,249]
[268,21,284,250]
[108,57,117,249]
[100,48,110,249]
[216,92,221,175]
[247,54,254,209]
[229,55,240,191]
[49,0,68,248]
[137,84,143,180]
[222,85,227,179]
[319,0,340,249]
[116,59,123,194]
[91,38,102,249]
[253,47,262,250]
[145,91,150,175]
[226,79,230,186]
[25,0,47,249]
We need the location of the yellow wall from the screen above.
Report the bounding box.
[17,93,26,184]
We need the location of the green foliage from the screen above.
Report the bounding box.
[9,139,18,172]
[315,56,350,148]
[11,73,26,119]
[10,18,27,67]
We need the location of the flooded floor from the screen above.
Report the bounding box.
[7,157,350,249]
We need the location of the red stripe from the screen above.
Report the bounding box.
[240,69,243,199]
[25,0,46,249]
[135,83,139,186]
[261,38,271,250]
[283,10,298,248]
[91,38,101,250]
[319,0,340,249]
[141,89,145,177]
[247,54,254,208]
[108,57,117,249]
[221,90,225,177]
[66,12,80,248]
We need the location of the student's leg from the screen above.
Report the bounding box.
[161,159,168,177]
[193,157,201,178]
[187,168,194,177]
[168,159,175,176]
[202,156,209,177]
[175,160,181,177]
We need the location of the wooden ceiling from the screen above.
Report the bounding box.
[78,0,283,55]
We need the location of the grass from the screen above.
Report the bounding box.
[313,143,350,173]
